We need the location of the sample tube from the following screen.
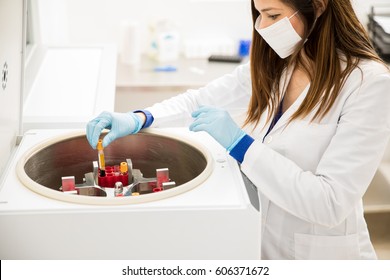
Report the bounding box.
[115,182,124,197]
[97,139,106,177]
[120,162,128,175]
[114,165,120,176]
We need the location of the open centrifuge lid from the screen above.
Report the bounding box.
[0,0,117,179]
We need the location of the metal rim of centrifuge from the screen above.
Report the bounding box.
[16,128,215,205]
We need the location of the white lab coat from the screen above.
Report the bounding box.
[146,59,390,259]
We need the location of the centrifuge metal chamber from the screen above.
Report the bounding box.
[0,128,260,259]
[18,129,214,205]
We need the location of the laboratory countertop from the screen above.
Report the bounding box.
[116,55,247,88]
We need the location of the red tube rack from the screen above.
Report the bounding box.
[97,165,129,188]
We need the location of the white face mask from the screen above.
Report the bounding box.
[255,11,302,59]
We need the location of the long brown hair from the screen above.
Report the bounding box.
[246,0,385,127]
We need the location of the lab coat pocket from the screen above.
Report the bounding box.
[294,233,360,260]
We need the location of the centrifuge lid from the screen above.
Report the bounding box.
[22,44,117,132]
[0,0,25,177]
[0,0,117,178]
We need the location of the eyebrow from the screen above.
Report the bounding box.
[260,7,282,12]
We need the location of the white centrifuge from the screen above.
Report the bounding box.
[0,0,261,260]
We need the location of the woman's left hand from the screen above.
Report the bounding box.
[189,106,245,151]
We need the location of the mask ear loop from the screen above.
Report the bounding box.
[301,13,318,44]
[308,17,318,35]
[288,10,300,20]
[307,0,323,39]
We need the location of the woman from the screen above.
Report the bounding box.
[86,0,390,259]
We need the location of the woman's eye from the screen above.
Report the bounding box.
[269,14,280,20]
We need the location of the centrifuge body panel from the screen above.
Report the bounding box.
[0,128,261,259]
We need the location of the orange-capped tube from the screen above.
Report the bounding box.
[97,139,106,176]
[97,139,103,151]
[120,162,128,174]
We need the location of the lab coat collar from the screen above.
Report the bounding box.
[266,67,311,134]
[271,83,310,133]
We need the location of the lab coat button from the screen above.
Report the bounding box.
[265,136,273,144]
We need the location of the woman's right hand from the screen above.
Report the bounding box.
[86,111,144,149]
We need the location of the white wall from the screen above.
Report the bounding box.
[34,0,390,53]
[64,0,252,55]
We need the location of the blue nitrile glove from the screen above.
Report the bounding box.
[189,106,246,151]
[86,111,143,149]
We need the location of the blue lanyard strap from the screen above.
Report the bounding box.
[263,97,284,142]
